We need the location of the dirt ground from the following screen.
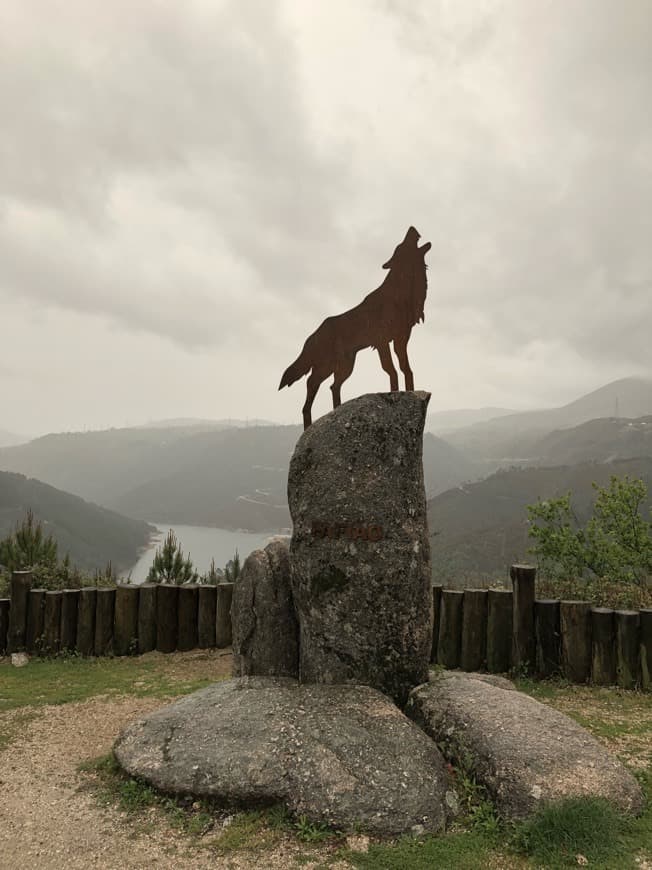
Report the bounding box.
[0,651,343,870]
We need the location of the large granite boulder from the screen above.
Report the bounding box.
[231,539,299,678]
[406,672,644,819]
[114,677,456,835]
[288,391,432,706]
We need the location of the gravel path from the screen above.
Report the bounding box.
[0,654,337,870]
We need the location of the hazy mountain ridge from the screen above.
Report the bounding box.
[444,377,652,462]
[0,418,478,533]
[0,471,154,572]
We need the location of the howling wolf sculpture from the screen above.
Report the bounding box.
[279,226,431,428]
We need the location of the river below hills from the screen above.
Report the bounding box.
[127,523,280,583]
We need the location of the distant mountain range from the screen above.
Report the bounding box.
[0,422,477,532]
[0,471,153,572]
[3,377,652,576]
[444,377,652,464]
[426,407,516,433]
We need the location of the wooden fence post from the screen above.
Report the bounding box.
[43,590,63,655]
[460,589,487,672]
[156,584,178,653]
[431,585,443,663]
[534,600,561,677]
[198,585,217,648]
[178,585,199,651]
[436,589,464,669]
[76,588,97,656]
[641,610,652,692]
[486,589,512,673]
[216,583,234,648]
[95,587,116,656]
[510,564,536,672]
[8,570,32,653]
[591,608,616,685]
[615,610,640,689]
[114,585,139,656]
[138,584,157,653]
[26,589,45,653]
[60,589,80,652]
[560,601,592,683]
[0,599,9,655]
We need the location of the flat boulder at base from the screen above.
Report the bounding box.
[288,391,433,706]
[231,538,299,678]
[114,677,455,835]
[406,672,644,819]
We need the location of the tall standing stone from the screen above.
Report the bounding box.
[288,391,432,706]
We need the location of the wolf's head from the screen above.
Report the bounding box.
[382,226,431,270]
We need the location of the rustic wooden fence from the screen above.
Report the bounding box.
[432,565,652,690]
[0,571,234,657]
[2,566,651,690]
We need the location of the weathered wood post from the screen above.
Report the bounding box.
[641,609,652,692]
[156,583,178,653]
[430,585,443,663]
[510,564,536,673]
[216,582,234,648]
[198,585,217,648]
[535,599,561,677]
[486,588,512,673]
[460,589,487,672]
[95,587,116,656]
[436,589,464,669]
[43,590,63,655]
[8,570,32,653]
[615,610,640,689]
[178,584,199,651]
[591,608,616,686]
[560,601,592,683]
[26,588,46,653]
[76,588,97,655]
[0,598,9,655]
[137,584,157,653]
[60,589,80,652]
[114,585,139,656]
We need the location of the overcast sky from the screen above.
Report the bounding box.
[1,0,651,435]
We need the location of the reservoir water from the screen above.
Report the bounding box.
[127,523,281,584]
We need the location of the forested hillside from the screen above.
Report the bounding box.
[427,456,652,586]
[0,471,154,571]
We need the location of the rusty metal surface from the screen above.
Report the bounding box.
[279,225,431,428]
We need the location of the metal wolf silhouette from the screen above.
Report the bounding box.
[279,226,431,429]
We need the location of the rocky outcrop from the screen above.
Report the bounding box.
[231,539,298,678]
[288,391,433,705]
[114,677,456,835]
[406,671,644,819]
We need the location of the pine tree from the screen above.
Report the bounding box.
[147,529,198,585]
[0,509,58,573]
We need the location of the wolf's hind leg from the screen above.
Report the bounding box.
[331,355,356,409]
[393,333,414,391]
[377,343,399,392]
[303,369,327,430]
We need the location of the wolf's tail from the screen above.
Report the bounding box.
[279,346,312,390]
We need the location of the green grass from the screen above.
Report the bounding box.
[343,829,511,869]
[0,655,216,711]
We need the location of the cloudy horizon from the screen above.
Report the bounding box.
[1,0,651,436]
